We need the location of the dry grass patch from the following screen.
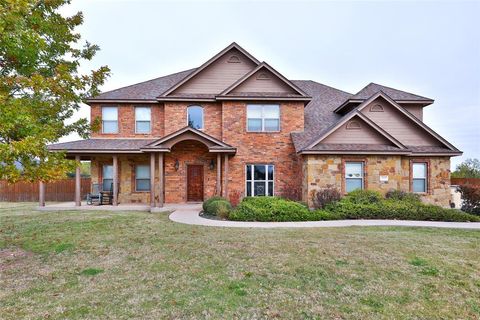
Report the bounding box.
[0,202,479,319]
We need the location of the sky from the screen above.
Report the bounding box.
[61,0,480,169]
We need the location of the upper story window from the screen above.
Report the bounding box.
[102,106,118,134]
[135,106,151,134]
[345,162,364,192]
[412,162,428,193]
[247,104,280,132]
[187,105,204,130]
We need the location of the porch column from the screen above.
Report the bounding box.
[39,181,45,207]
[150,153,156,207]
[158,153,164,207]
[113,155,118,206]
[223,154,229,198]
[75,155,81,206]
[216,153,222,196]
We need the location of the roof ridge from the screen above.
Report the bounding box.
[96,68,197,97]
[293,79,354,96]
[358,82,432,100]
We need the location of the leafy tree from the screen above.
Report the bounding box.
[452,158,480,179]
[0,0,109,182]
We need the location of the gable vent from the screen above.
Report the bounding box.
[346,120,362,130]
[370,104,384,112]
[227,55,241,63]
[256,72,271,80]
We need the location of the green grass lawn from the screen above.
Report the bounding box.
[1,203,479,319]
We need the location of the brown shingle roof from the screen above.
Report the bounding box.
[48,139,157,152]
[350,83,433,101]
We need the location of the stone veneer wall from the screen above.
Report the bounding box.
[303,155,451,208]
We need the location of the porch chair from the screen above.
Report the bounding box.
[100,182,114,205]
[86,183,101,205]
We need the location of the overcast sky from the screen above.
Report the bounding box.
[62,0,480,168]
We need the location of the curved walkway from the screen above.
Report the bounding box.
[169,204,480,229]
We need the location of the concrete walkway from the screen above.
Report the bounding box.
[169,204,480,229]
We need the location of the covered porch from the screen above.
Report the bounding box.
[44,127,236,209]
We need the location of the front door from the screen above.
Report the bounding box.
[187,165,204,202]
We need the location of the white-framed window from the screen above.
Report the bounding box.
[187,105,204,129]
[135,107,151,133]
[135,165,150,192]
[102,165,113,191]
[245,164,274,196]
[345,162,364,192]
[102,106,118,133]
[412,162,427,193]
[247,104,280,132]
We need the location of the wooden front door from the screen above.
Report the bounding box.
[187,165,204,202]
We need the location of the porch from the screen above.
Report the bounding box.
[37,201,197,213]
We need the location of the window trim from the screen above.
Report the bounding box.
[246,104,281,133]
[410,160,429,194]
[135,106,152,134]
[101,106,119,134]
[245,164,275,197]
[342,158,367,194]
[134,164,151,192]
[187,105,204,130]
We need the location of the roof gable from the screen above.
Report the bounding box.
[161,43,260,96]
[218,63,310,99]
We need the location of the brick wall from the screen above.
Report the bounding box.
[222,101,304,200]
[90,103,164,138]
[304,155,451,207]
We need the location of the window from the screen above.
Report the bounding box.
[412,163,427,193]
[346,120,361,130]
[246,164,274,196]
[135,107,151,133]
[187,105,204,129]
[345,162,364,192]
[135,165,151,192]
[247,104,280,132]
[102,165,113,191]
[102,106,118,133]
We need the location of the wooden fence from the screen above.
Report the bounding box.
[0,178,91,202]
[451,178,480,186]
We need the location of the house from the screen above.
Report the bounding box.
[48,42,462,208]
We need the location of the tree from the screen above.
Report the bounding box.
[0,0,109,182]
[452,158,480,179]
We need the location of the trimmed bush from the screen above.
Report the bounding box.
[344,189,382,204]
[229,197,312,222]
[385,189,421,203]
[204,199,232,217]
[202,196,226,212]
[311,188,341,209]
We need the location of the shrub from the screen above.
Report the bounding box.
[385,189,421,203]
[202,196,226,212]
[229,197,311,222]
[458,185,480,215]
[344,189,382,204]
[204,199,232,217]
[311,188,341,209]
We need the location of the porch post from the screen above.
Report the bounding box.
[150,153,156,207]
[113,155,118,206]
[158,153,164,207]
[39,181,45,207]
[75,155,81,206]
[216,153,221,196]
[223,154,229,198]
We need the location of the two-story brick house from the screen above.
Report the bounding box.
[49,43,461,209]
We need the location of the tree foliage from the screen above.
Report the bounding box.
[0,0,109,182]
[451,158,480,179]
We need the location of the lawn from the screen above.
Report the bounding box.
[1,203,479,319]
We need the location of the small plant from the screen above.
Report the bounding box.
[202,196,226,212]
[344,189,382,204]
[203,197,232,217]
[229,189,242,207]
[311,188,341,209]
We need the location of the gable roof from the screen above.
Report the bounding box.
[217,62,311,100]
[159,42,260,98]
[142,126,236,153]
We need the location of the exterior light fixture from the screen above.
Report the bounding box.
[209,159,215,170]
[174,159,179,171]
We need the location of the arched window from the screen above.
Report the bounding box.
[187,105,204,129]
[346,120,361,130]
[370,104,384,112]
